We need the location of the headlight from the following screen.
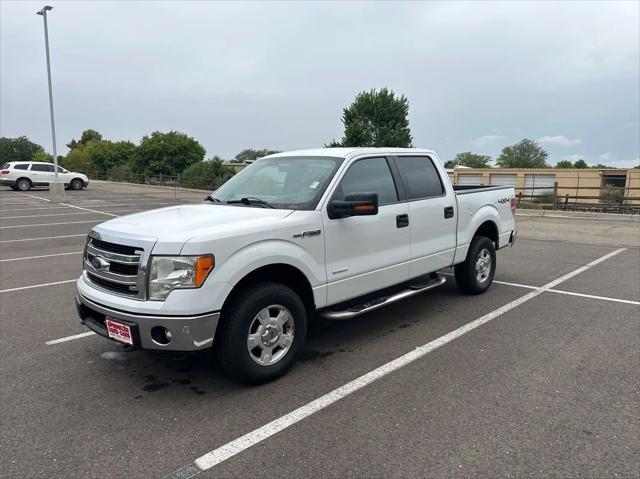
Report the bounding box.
[148,255,214,301]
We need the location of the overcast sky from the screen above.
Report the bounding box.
[1,1,639,167]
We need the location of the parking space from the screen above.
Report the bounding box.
[0,183,638,478]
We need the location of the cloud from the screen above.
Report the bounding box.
[470,135,504,148]
[537,136,582,147]
[598,152,613,162]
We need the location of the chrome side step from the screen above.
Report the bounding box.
[321,274,447,321]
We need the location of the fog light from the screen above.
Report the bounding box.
[150,326,172,345]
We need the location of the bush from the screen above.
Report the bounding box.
[107,162,136,183]
[179,160,235,190]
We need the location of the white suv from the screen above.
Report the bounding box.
[0,161,89,191]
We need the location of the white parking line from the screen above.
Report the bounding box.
[0,219,103,229]
[59,203,120,217]
[0,251,83,262]
[451,276,637,306]
[0,208,144,219]
[0,205,75,212]
[45,331,95,345]
[0,233,86,243]
[163,248,626,478]
[547,289,639,306]
[16,192,51,202]
[0,279,77,293]
[0,202,173,212]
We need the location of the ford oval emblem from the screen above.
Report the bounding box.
[91,256,110,271]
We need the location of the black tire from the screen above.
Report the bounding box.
[16,178,31,191]
[70,178,84,190]
[215,282,307,384]
[454,236,496,295]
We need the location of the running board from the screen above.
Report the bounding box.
[321,274,447,320]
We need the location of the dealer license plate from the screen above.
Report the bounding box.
[105,317,133,345]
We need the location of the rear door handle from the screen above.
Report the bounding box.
[396,214,409,228]
[444,206,454,218]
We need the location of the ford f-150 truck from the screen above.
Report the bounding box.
[76,148,516,383]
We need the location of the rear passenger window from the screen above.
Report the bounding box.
[396,156,444,199]
[334,157,398,206]
[14,164,29,170]
[31,164,54,172]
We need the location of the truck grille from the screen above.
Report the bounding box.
[84,236,145,298]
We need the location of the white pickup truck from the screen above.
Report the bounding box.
[76,148,516,383]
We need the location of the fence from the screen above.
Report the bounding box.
[513,184,640,214]
[82,170,229,192]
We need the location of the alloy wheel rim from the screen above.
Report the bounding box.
[247,304,295,366]
[475,248,492,283]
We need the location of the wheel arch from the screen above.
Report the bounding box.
[219,263,316,320]
[473,220,499,246]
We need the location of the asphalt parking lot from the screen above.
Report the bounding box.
[1,182,638,478]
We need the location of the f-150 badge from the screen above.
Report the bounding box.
[293,229,321,239]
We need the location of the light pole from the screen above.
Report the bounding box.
[37,5,64,201]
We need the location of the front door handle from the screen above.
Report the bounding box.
[444,206,454,219]
[396,214,409,228]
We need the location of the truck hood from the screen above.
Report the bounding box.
[92,204,294,254]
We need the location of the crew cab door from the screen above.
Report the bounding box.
[323,156,410,305]
[392,155,456,277]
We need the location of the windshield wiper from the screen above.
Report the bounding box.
[226,197,275,209]
[204,194,221,203]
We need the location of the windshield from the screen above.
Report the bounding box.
[212,156,342,210]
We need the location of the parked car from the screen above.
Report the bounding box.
[0,161,89,191]
[75,148,516,383]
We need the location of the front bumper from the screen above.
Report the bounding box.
[76,293,220,351]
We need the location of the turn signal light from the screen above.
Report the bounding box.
[194,256,215,286]
[510,197,517,215]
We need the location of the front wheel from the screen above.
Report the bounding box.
[70,179,84,190]
[454,236,496,295]
[215,282,307,384]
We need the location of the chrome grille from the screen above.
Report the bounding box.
[84,236,145,298]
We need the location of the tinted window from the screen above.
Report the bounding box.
[396,156,444,199]
[335,157,398,206]
[56,166,66,173]
[31,164,54,172]
[14,164,29,170]
[1,163,8,169]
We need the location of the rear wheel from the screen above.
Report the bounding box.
[454,236,496,295]
[70,178,84,190]
[16,178,31,191]
[215,282,307,384]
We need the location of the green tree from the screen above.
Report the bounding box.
[85,140,137,172]
[555,159,574,168]
[66,129,103,150]
[32,150,53,163]
[180,157,235,190]
[573,159,588,169]
[449,152,492,168]
[496,139,549,168]
[134,131,206,176]
[234,148,280,163]
[62,145,91,171]
[0,136,44,163]
[328,88,413,148]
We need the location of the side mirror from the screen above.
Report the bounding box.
[328,193,378,219]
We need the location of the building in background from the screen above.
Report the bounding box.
[449,167,640,206]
